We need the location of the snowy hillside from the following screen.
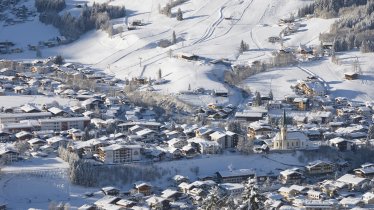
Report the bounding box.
[2,0,374,104]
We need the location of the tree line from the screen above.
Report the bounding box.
[35,0,66,12]
[299,0,374,53]
[38,2,126,40]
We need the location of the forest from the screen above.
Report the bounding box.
[36,0,126,40]
[299,0,374,52]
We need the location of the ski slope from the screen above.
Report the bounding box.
[4,0,374,103]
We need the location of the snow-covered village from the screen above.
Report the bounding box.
[2,0,374,209]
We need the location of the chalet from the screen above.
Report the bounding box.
[101,186,120,196]
[305,160,335,175]
[136,128,156,140]
[46,136,69,149]
[15,131,32,140]
[216,169,255,183]
[188,137,221,154]
[247,121,272,139]
[219,183,244,196]
[293,97,309,111]
[177,53,199,61]
[116,199,136,208]
[167,138,187,149]
[307,190,324,200]
[344,72,359,80]
[337,174,368,191]
[81,98,102,110]
[354,164,374,179]
[94,196,121,210]
[161,189,183,201]
[27,138,46,151]
[146,196,170,210]
[0,146,19,163]
[278,187,299,199]
[173,175,190,185]
[48,107,66,117]
[362,192,374,204]
[339,197,363,209]
[329,137,355,151]
[209,131,234,149]
[299,81,326,96]
[235,111,263,122]
[98,144,141,164]
[213,89,229,97]
[279,168,303,184]
[134,182,152,196]
[195,126,215,139]
[0,131,13,142]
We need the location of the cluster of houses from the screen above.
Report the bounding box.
[75,159,374,210]
[0,55,374,209]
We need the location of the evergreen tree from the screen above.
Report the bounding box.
[53,55,64,65]
[158,68,162,80]
[254,91,262,106]
[240,178,266,210]
[239,40,249,54]
[268,90,273,100]
[200,186,226,210]
[361,40,370,53]
[172,31,177,44]
[176,8,183,21]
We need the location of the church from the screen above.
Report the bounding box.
[272,110,310,150]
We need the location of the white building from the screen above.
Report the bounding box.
[219,183,244,196]
[0,112,52,124]
[39,117,90,131]
[98,144,141,164]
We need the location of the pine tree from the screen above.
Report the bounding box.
[361,40,370,53]
[176,8,183,21]
[239,40,249,54]
[172,31,177,44]
[254,91,262,106]
[200,186,226,210]
[158,68,162,80]
[268,90,273,100]
[240,178,266,210]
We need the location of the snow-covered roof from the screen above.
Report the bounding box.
[217,168,255,178]
[337,174,367,186]
[209,131,226,140]
[161,189,179,198]
[100,144,141,152]
[39,117,90,123]
[219,183,244,191]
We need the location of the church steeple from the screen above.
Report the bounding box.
[282,109,287,128]
[280,109,287,149]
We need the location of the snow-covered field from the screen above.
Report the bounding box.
[298,51,374,102]
[3,0,373,103]
[0,153,305,209]
[155,152,304,186]
[0,156,99,209]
